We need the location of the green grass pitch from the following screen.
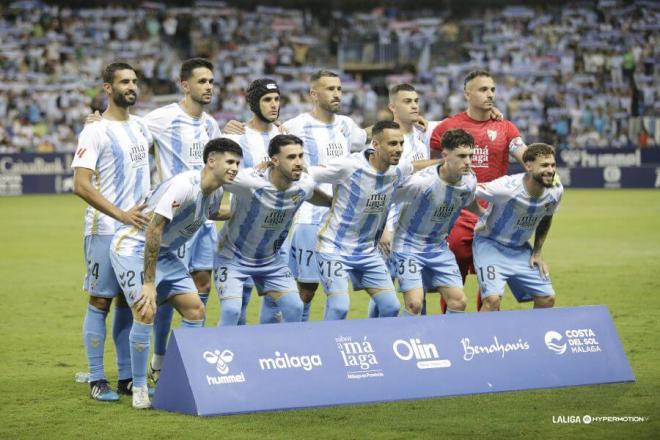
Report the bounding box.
[0,190,658,439]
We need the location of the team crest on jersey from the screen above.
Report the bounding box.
[487,130,497,141]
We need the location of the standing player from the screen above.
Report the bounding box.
[220,78,285,325]
[308,121,435,320]
[72,62,151,401]
[214,135,332,324]
[473,143,562,311]
[430,70,528,312]
[110,138,242,408]
[283,70,368,321]
[390,129,483,316]
[141,58,222,382]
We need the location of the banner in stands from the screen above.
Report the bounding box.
[0,153,73,195]
[556,147,660,168]
[508,164,660,188]
[153,306,634,416]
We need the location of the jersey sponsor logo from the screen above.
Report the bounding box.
[431,204,456,222]
[326,142,345,158]
[335,335,383,380]
[129,144,148,168]
[262,210,287,229]
[460,336,530,361]
[258,351,323,371]
[487,129,497,141]
[189,141,204,164]
[182,218,205,236]
[392,338,451,369]
[364,193,388,213]
[472,145,489,168]
[516,215,540,229]
[204,349,247,385]
[544,331,567,354]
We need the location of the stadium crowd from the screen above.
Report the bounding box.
[0,0,657,153]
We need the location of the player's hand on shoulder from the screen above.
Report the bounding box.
[378,228,393,257]
[223,120,246,135]
[489,106,504,121]
[413,116,428,131]
[121,203,150,228]
[255,159,273,172]
[84,110,102,125]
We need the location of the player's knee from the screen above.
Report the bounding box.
[220,299,242,324]
[534,295,555,308]
[298,283,317,303]
[326,294,350,319]
[446,291,467,311]
[376,292,400,317]
[405,299,423,315]
[184,302,206,321]
[89,296,112,312]
[136,307,155,325]
[481,295,501,311]
[192,271,212,293]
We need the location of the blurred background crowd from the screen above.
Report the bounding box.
[0,0,657,153]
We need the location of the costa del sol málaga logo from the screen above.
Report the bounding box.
[544,331,567,355]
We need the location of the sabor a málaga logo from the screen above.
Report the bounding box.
[336,335,383,380]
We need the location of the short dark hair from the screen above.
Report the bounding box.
[389,83,416,100]
[523,143,555,162]
[372,120,400,138]
[102,62,135,84]
[203,137,243,163]
[310,70,339,84]
[463,70,492,89]
[180,58,214,81]
[441,129,474,151]
[268,134,303,157]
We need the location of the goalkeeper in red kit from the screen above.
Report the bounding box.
[430,70,528,311]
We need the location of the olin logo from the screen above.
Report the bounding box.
[392,338,451,369]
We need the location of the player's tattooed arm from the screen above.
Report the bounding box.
[308,188,333,207]
[143,213,168,285]
[530,215,553,279]
[73,167,149,228]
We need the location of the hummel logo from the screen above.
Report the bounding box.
[172,201,181,208]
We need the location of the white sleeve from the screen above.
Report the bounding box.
[349,118,367,149]
[223,168,255,196]
[207,116,222,138]
[475,177,508,203]
[282,118,301,137]
[397,159,414,182]
[71,125,102,170]
[153,180,189,221]
[308,158,353,184]
[143,109,168,141]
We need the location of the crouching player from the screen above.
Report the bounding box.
[109,138,242,408]
[214,134,332,324]
[391,129,483,315]
[473,143,563,312]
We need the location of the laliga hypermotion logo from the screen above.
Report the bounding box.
[544,331,567,355]
[203,349,234,374]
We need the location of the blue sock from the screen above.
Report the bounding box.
[421,294,427,315]
[446,308,465,314]
[219,298,242,326]
[181,318,204,328]
[112,305,133,380]
[367,298,379,318]
[301,302,311,321]
[129,321,152,388]
[259,296,280,324]
[198,292,209,326]
[324,294,350,320]
[153,303,174,357]
[373,291,400,317]
[238,285,252,325]
[83,304,108,382]
[274,293,303,322]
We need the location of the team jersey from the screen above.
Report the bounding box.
[392,166,477,253]
[144,103,221,184]
[223,124,283,169]
[310,149,414,256]
[112,169,224,256]
[403,126,430,162]
[72,117,152,236]
[474,173,563,247]
[216,168,317,266]
[283,113,367,225]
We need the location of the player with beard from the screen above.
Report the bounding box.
[72,62,151,401]
[283,70,368,321]
[220,78,286,325]
[430,70,528,312]
[213,135,332,323]
[473,143,563,311]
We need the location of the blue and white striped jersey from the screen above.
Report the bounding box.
[403,126,430,162]
[223,124,284,169]
[72,117,152,236]
[475,173,563,247]
[216,168,317,266]
[144,103,221,184]
[283,113,367,225]
[111,170,224,256]
[392,166,477,253]
[309,150,414,256]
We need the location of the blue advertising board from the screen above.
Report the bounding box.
[0,153,73,195]
[153,306,634,416]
